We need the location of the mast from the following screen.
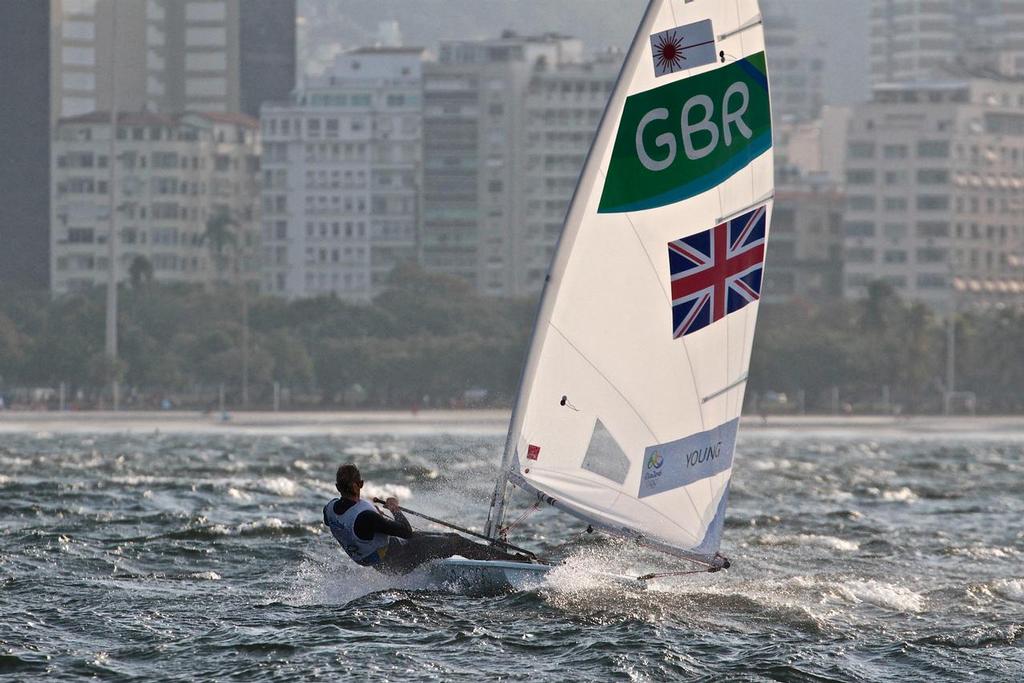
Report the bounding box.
[484,0,663,540]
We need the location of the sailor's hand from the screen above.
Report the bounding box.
[384,497,400,513]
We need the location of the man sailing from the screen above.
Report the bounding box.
[324,463,528,574]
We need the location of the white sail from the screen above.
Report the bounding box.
[487,0,773,566]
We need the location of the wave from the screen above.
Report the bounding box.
[757,533,860,552]
[831,579,926,613]
[167,517,320,540]
[991,578,1024,602]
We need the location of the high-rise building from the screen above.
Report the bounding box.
[763,8,826,124]
[763,169,844,304]
[51,111,261,294]
[50,0,295,120]
[239,0,297,118]
[869,0,1024,85]
[519,50,620,295]
[842,80,1024,309]
[0,1,51,290]
[423,32,612,298]
[259,49,423,300]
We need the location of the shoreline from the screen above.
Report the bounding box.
[0,410,1021,436]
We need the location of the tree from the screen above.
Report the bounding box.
[128,255,154,289]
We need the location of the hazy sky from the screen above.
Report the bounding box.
[299,0,869,105]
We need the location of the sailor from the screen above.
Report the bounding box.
[324,463,528,574]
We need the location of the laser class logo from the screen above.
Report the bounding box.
[599,52,771,214]
[650,19,717,77]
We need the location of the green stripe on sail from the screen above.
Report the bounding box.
[599,52,772,214]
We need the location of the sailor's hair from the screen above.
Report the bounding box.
[336,463,361,494]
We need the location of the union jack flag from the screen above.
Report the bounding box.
[668,205,767,339]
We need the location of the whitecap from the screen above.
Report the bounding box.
[190,571,222,581]
[758,533,859,552]
[833,579,925,613]
[992,578,1024,602]
[227,487,253,502]
[881,487,918,502]
[255,476,299,497]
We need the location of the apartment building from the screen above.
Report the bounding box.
[870,0,1024,85]
[423,33,618,298]
[51,111,260,294]
[260,49,423,300]
[843,80,1024,309]
[51,0,294,120]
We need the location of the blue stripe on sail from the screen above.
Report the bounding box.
[599,133,772,214]
[736,59,769,92]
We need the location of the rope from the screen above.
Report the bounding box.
[499,500,542,538]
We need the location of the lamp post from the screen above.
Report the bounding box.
[105,6,120,411]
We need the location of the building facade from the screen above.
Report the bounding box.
[0,1,51,289]
[763,170,845,304]
[763,8,826,124]
[51,111,260,294]
[259,49,423,300]
[51,0,295,120]
[870,0,1024,85]
[842,80,1024,309]
[423,33,616,298]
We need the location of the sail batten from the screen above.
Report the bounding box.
[488,0,773,563]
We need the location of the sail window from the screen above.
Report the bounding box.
[580,420,630,485]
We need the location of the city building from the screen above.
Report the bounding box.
[763,8,826,124]
[763,169,844,304]
[870,0,1024,85]
[51,0,295,120]
[842,80,1024,310]
[519,49,620,295]
[0,1,51,289]
[51,111,260,294]
[259,48,424,300]
[423,32,614,298]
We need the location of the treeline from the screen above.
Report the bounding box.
[0,264,533,408]
[751,282,1024,414]
[1,271,1022,412]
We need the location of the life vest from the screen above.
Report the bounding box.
[323,498,390,566]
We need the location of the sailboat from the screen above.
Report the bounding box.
[430,0,773,588]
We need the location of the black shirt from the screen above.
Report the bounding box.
[332,498,413,541]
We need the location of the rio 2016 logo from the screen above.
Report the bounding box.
[646,451,664,470]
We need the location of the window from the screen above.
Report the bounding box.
[847,195,876,211]
[845,247,875,263]
[916,248,947,263]
[916,273,947,288]
[917,221,950,238]
[884,250,907,263]
[917,195,949,211]
[847,141,875,159]
[917,169,949,185]
[883,144,908,159]
[846,169,875,185]
[844,221,876,237]
[917,140,950,158]
[884,197,907,211]
[185,1,227,21]
[185,27,226,47]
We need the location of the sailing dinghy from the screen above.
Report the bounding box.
[432,0,774,588]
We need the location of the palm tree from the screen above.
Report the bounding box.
[202,209,250,407]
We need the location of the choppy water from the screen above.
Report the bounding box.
[1,423,1022,681]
